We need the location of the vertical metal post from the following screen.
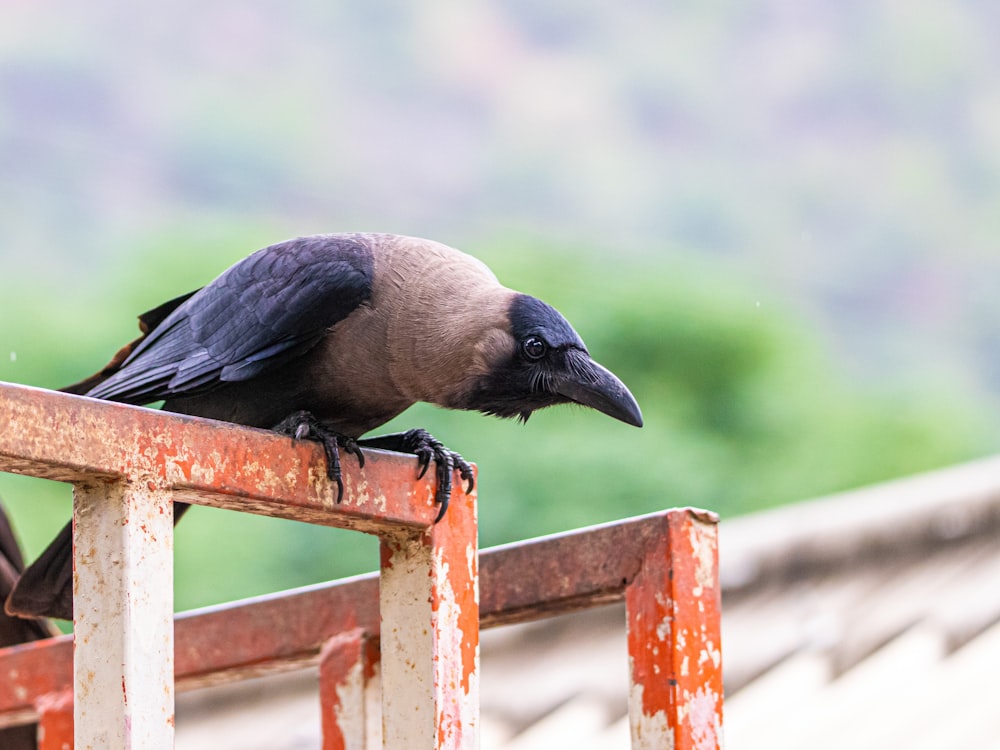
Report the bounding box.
[36,691,74,750]
[73,481,175,750]
[379,486,479,750]
[320,629,381,750]
[626,509,723,750]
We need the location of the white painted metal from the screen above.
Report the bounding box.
[73,481,175,750]
[379,532,436,749]
[364,659,382,747]
[378,521,480,750]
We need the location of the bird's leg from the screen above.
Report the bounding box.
[357,429,474,522]
[272,411,364,504]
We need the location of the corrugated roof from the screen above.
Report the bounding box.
[175,456,1000,749]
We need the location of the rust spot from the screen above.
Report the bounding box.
[428,483,479,709]
[626,511,723,748]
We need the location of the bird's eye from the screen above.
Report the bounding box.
[521,336,547,361]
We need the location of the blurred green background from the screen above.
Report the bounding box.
[1,1,999,614]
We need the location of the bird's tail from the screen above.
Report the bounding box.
[7,502,192,622]
[5,520,74,622]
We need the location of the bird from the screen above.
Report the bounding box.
[5,233,642,622]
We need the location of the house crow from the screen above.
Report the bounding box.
[6,233,642,621]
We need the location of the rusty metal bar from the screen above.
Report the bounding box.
[477,511,683,626]
[626,509,723,750]
[0,382,441,532]
[174,575,381,689]
[0,511,718,722]
[0,638,72,727]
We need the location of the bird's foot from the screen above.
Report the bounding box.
[358,429,474,522]
[273,411,364,503]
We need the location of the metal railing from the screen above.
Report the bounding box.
[0,381,723,749]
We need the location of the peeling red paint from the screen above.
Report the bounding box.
[626,510,723,750]
[319,629,368,750]
[0,382,442,531]
[429,493,478,699]
[35,690,74,750]
[429,480,479,749]
[377,466,479,750]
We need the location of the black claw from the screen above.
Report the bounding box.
[416,450,431,480]
[320,435,344,503]
[273,410,364,504]
[433,492,451,523]
[459,462,475,495]
[354,428,471,523]
[405,429,463,522]
[341,436,365,470]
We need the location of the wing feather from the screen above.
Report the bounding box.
[87,235,374,404]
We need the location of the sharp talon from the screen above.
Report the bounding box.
[342,439,365,469]
[433,494,450,523]
[431,451,454,524]
[358,427,468,523]
[273,411,364,505]
[322,438,345,503]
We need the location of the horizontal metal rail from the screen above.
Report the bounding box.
[0,382,442,531]
[0,509,708,697]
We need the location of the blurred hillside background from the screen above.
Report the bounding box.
[1,0,999,613]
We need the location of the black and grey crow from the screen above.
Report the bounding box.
[6,233,642,621]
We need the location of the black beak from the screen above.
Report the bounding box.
[555,351,643,428]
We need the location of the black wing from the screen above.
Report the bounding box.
[87,235,374,404]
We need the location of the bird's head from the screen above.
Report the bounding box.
[464,294,643,427]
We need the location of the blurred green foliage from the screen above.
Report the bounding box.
[0,230,993,614]
[1,2,999,627]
